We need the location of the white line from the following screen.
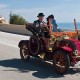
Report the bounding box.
[0,42,18,48]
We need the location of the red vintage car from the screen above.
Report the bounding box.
[18,19,80,74]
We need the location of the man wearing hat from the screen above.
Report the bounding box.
[33,13,47,36]
[34,13,46,27]
[33,13,50,51]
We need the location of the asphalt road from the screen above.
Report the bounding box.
[0,31,80,80]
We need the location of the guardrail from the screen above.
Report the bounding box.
[0,24,32,35]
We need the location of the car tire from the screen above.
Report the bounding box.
[20,43,30,62]
[53,50,70,74]
[28,35,41,56]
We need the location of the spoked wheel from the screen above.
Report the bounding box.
[53,50,70,74]
[28,35,41,56]
[20,43,30,62]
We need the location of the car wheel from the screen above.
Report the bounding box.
[28,35,41,56]
[20,43,30,62]
[53,50,70,74]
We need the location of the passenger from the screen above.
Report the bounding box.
[33,13,50,51]
[47,15,63,32]
[50,15,58,32]
[46,15,54,34]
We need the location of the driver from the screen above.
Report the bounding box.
[34,13,46,27]
[33,13,50,51]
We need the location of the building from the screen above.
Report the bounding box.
[0,16,9,24]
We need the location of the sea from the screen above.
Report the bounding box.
[57,22,80,31]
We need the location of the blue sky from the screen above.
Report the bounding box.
[0,0,80,22]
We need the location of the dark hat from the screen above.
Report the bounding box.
[46,15,54,21]
[37,13,45,17]
[50,15,54,18]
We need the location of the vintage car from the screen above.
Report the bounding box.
[18,19,80,74]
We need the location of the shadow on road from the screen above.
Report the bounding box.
[0,58,80,79]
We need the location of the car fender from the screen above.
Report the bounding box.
[53,47,72,55]
[61,46,72,52]
[18,40,28,48]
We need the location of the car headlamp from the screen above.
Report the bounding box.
[74,50,78,56]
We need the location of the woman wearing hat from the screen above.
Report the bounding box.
[47,15,54,34]
[47,15,58,32]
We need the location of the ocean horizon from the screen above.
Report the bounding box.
[57,22,80,30]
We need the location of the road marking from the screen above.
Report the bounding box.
[0,41,18,48]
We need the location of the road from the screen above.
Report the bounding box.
[0,31,80,80]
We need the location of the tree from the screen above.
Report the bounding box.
[9,13,28,25]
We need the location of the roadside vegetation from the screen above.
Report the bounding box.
[9,13,28,25]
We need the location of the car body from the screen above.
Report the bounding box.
[18,19,80,74]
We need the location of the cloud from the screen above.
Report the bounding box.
[0,3,8,9]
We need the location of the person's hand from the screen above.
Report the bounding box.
[42,24,47,28]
